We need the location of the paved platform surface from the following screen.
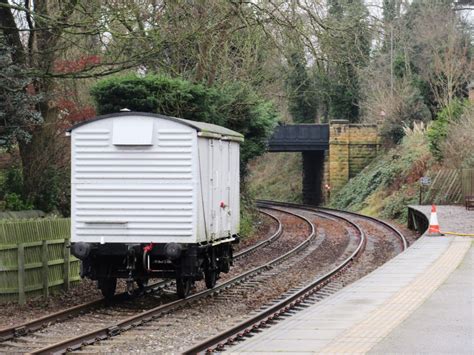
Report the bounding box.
[369,245,473,354]
[229,205,473,354]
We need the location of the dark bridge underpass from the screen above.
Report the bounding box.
[268,124,329,205]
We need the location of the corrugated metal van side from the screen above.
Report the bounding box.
[71,117,198,244]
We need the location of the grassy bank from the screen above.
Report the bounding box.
[247,152,303,203]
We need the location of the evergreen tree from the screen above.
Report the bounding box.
[91,75,279,177]
[0,37,42,148]
[285,50,318,123]
[321,0,371,122]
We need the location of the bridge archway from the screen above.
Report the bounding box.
[268,124,328,205]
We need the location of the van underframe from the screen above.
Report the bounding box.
[71,237,238,298]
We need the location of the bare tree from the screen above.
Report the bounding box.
[409,3,472,108]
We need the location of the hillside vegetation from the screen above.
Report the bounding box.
[330,126,431,222]
[332,105,474,223]
[248,152,302,203]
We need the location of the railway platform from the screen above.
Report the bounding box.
[229,205,473,354]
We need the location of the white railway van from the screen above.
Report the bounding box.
[68,112,243,298]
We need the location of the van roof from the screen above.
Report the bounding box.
[67,112,244,143]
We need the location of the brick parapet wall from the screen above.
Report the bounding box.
[329,121,350,194]
[329,120,380,195]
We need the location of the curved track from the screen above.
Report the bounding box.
[184,200,407,354]
[233,209,282,261]
[259,200,408,251]
[0,207,311,354]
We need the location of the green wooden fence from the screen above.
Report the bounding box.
[0,219,80,304]
[421,168,474,205]
[423,169,462,204]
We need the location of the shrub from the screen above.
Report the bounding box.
[0,164,68,214]
[4,193,33,211]
[33,167,64,214]
[427,98,468,161]
[2,166,24,198]
[239,193,258,238]
[91,75,279,177]
[92,75,221,124]
[381,188,418,223]
[441,104,474,169]
[330,158,398,211]
[1,166,33,211]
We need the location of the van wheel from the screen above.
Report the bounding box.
[176,277,192,298]
[136,278,148,291]
[205,270,217,289]
[98,277,117,299]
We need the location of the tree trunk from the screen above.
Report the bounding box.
[19,101,61,202]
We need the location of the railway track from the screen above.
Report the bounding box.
[0,202,407,354]
[64,204,365,353]
[0,209,280,346]
[0,207,307,354]
[184,200,407,354]
[258,200,408,251]
[233,209,282,261]
[0,278,173,343]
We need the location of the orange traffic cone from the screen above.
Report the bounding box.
[428,204,443,236]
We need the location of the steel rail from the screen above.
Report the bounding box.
[320,207,408,250]
[258,199,408,251]
[184,201,368,354]
[233,209,282,261]
[0,279,171,343]
[27,206,314,355]
[0,209,280,346]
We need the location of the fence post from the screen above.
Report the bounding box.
[63,239,70,291]
[42,240,49,298]
[17,244,25,305]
